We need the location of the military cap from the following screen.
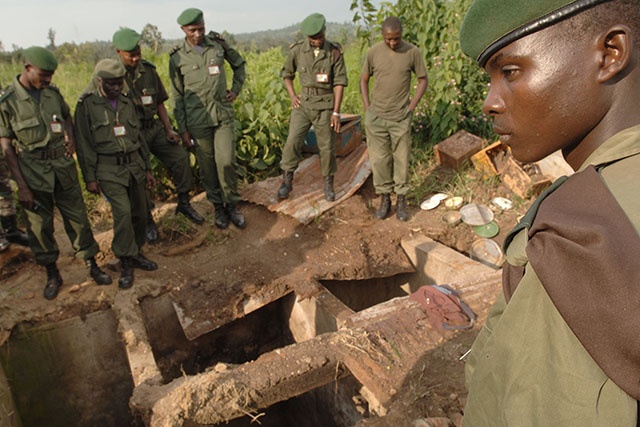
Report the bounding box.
[460,0,611,66]
[177,8,204,26]
[112,28,141,52]
[23,46,58,71]
[94,58,126,79]
[300,13,326,37]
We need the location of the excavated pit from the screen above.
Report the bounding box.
[0,235,501,427]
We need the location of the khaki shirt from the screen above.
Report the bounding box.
[361,40,427,121]
[0,77,77,192]
[74,90,148,185]
[463,128,640,426]
[169,33,246,133]
[281,38,348,111]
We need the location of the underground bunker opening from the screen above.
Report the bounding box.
[321,273,414,312]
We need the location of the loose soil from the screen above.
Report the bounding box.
[0,175,530,426]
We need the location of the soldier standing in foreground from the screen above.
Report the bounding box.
[169,8,247,230]
[278,13,348,202]
[0,47,111,299]
[75,59,157,289]
[111,28,204,242]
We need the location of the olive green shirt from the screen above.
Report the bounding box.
[169,34,246,133]
[123,59,169,122]
[74,90,149,185]
[281,38,348,111]
[463,127,640,426]
[0,77,76,192]
[361,40,427,121]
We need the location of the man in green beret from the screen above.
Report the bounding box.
[459,1,640,425]
[112,28,204,243]
[277,13,348,202]
[0,47,112,299]
[170,8,247,229]
[75,58,158,289]
[360,16,427,221]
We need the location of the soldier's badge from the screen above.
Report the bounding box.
[141,95,153,106]
[208,65,221,76]
[50,122,64,134]
[113,125,127,137]
[315,73,329,83]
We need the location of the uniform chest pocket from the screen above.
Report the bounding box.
[181,63,204,86]
[138,87,157,106]
[90,115,114,144]
[12,116,46,144]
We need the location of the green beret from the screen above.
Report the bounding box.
[177,8,204,26]
[94,58,126,79]
[300,13,326,37]
[113,28,141,52]
[460,0,611,66]
[23,46,57,71]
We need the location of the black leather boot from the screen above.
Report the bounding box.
[396,195,408,222]
[86,257,112,285]
[213,203,229,229]
[118,257,134,289]
[323,176,335,202]
[375,194,391,219]
[44,263,62,300]
[176,193,205,225]
[129,253,158,271]
[0,215,29,246]
[145,212,158,243]
[226,204,246,229]
[277,170,294,199]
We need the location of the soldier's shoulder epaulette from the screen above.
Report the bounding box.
[169,44,182,56]
[141,59,156,69]
[289,40,303,50]
[0,86,13,103]
[76,91,93,104]
[47,84,61,94]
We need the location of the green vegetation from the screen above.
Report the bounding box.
[1,2,497,205]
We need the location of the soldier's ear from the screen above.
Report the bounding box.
[597,25,633,83]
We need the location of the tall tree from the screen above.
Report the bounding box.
[141,24,163,54]
[47,28,56,49]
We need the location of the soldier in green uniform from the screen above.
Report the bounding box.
[0,47,111,299]
[360,16,428,221]
[111,28,204,242]
[277,13,348,202]
[75,59,158,289]
[459,0,640,425]
[169,8,247,229]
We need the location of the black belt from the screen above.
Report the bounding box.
[302,87,333,96]
[19,145,67,160]
[98,151,140,166]
[140,118,157,129]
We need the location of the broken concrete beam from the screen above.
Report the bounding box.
[434,130,484,170]
[130,333,348,426]
[401,235,495,290]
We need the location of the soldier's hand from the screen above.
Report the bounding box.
[166,129,181,145]
[65,139,76,157]
[330,114,341,133]
[145,171,156,190]
[181,132,195,150]
[86,181,101,195]
[291,94,301,109]
[17,186,36,211]
[226,90,238,103]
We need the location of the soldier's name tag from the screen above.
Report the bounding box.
[315,73,329,83]
[49,122,63,134]
[140,95,153,105]
[113,125,127,137]
[208,65,221,76]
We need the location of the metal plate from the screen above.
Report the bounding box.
[460,203,494,226]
